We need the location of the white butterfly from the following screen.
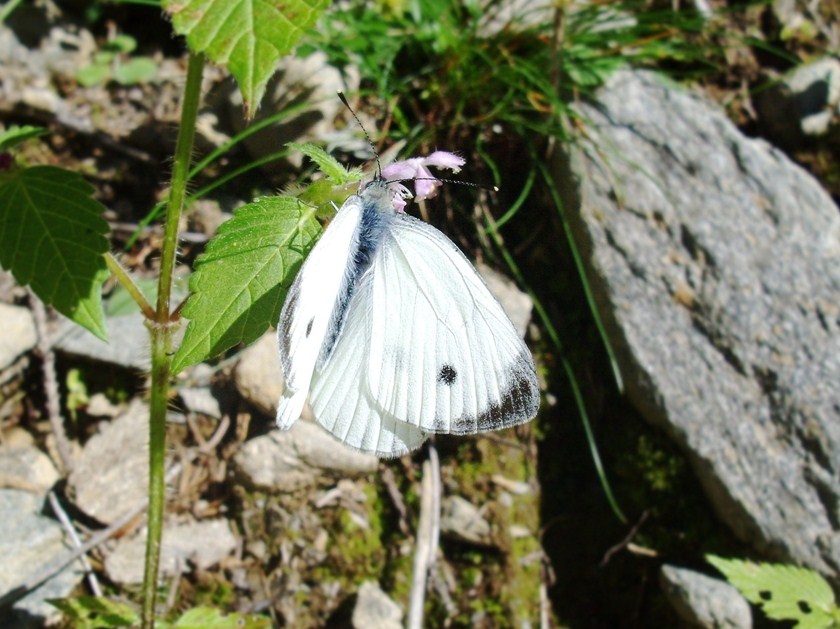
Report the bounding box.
[276,154,539,457]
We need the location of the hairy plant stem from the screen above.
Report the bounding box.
[141,51,205,629]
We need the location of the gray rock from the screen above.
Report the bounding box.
[104,518,237,585]
[234,332,285,418]
[0,490,84,627]
[0,303,36,371]
[440,495,492,545]
[660,565,751,628]
[52,313,150,371]
[233,422,378,492]
[477,262,534,338]
[563,70,840,574]
[352,581,403,629]
[0,445,59,493]
[68,399,149,524]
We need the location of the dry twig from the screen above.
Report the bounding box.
[48,491,103,597]
[28,290,74,473]
[407,444,441,629]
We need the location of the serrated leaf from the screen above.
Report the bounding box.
[158,606,271,629]
[48,596,140,628]
[0,125,48,151]
[0,166,109,340]
[288,142,363,185]
[172,195,321,373]
[708,555,840,629]
[163,0,330,117]
[113,57,158,85]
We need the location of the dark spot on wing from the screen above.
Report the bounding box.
[443,352,539,435]
[438,364,457,386]
[305,317,314,338]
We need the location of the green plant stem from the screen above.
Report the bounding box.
[0,0,24,23]
[105,253,155,318]
[141,51,205,629]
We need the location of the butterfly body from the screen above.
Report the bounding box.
[277,180,539,457]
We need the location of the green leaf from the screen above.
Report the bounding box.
[113,57,158,84]
[108,33,138,53]
[163,0,330,117]
[0,125,48,151]
[707,555,840,629]
[77,63,112,87]
[172,195,321,373]
[288,142,363,185]
[158,606,271,629]
[48,596,140,628]
[0,166,110,340]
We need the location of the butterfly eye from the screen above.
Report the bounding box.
[437,364,458,386]
[305,318,314,337]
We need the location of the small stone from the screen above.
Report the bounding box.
[491,474,532,495]
[440,496,492,545]
[68,400,149,524]
[660,565,752,629]
[188,198,230,237]
[178,387,222,419]
[2,427,34,449]
[0,445,59,493]
[84,393,123,418]
[229,51,361,168]
[0,304,36,371]
[351,581,403,629]
[233,422,378,492]
[104,518,237,585]
[756,57,840,145]
[234,332,285,418]
[52,313,151,371]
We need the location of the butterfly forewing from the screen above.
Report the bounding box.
[276,196,365,427]
[367,214,539,433]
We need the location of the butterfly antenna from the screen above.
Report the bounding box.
[338,92,382,179]
[411,176,499,194]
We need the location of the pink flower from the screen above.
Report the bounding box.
[379,151,465,212]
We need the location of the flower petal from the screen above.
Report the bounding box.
[423,151,465,172]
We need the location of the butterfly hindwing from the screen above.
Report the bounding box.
[367,213,540,433]
[308,270,429,456]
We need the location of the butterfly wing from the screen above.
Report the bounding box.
[307,270,429,456]
[276,196,365,429]
[367,214,539,433]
